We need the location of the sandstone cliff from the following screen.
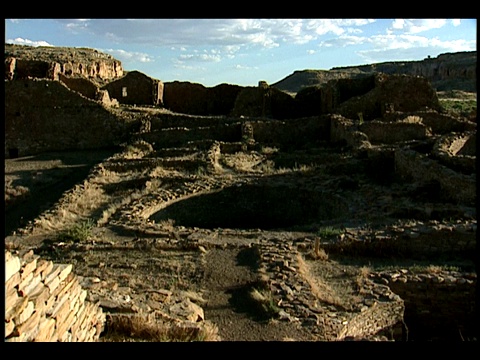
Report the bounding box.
[5,44,123,83]
[273,51,476,94]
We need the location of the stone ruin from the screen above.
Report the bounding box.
[4,45,477,342]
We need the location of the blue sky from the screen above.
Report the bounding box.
[5,19,477,87]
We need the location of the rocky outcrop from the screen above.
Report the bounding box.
[5,44,123,82]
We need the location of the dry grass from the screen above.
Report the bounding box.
[297,254,345,308]
[5,181,30,208]
[101,314,220,342]
[401,115,423,123]
[158,218,176,232]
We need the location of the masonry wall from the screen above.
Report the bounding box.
[360,121,431,144]
[102,71,163,106]
[394,148,476,206]
[59,74,99,100]
[5,250,105,342]
[388,277,476,341]
[5,79,128,158]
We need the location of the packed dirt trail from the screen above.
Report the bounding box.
[201,247,316,341]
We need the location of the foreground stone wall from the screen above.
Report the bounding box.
[5,250,105,342]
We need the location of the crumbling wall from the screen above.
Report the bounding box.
[102,71,163,106]
[163,81,210,115]
[360,121,431,144]
[383,110,477,135]
[432,132,476,175]
[329,115,371,150]
[207,83,243,115]
[249,116,330,147]
[5,79,127,157]
[5,250,105,342]
[394,148,476,205]
[334,74,441,121]
[59,74,99,100]
[387,275,476,341]
[231,83,297,119]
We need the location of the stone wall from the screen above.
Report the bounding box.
[5,250,105,342]
[377,271,476,341]
[59,74,100,100]
[231,85,297,119]
[432,132,476,175]
[335,74,441,121]
[359,121,431,144]
[329,115,371,150]
[394,148,476,206]
[249,116,331,146]
[5,79,128,158]
[384,110,477,135]
[101,71,163,106]
[163,81,243,116]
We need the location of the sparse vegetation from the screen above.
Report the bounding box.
[101,314,219,342]
[438,90,477,118]
[249,287,281,318]
[56,219,95,243]
[317,226,343,239]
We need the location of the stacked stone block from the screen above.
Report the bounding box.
[5,250,105,342]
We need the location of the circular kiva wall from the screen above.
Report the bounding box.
[149,183,349,230]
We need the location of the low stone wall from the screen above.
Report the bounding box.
[372,269,477,341]
[5,250,105,342]
[383,110,477,135]
[256,240,405,341]
[432,132,476,175]
[329,115,371,150]
[394,148,476,205]
[360,121,431,144]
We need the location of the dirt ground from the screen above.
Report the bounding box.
[4,139,477,342]
[4,150,327,341]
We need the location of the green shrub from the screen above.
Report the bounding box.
[57,219,95,243]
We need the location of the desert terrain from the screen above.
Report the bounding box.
[5,91,477,342]
[4,46,477,342]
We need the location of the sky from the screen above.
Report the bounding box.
[4,18,477,88]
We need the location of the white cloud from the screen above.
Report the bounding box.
[178,53,222,62]
[105,49,154,63]
[451,19,461,26]
[6,37,53,47]
[389,19,448,34]
[53,19,376,50]
[319,35,367,48]
[357,34,476,63]
[234,64,258,70]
